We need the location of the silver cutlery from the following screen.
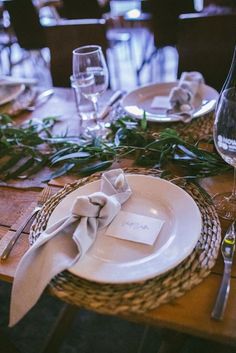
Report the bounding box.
[211,220,236,320]
[26,89,54,111]
[4,88,54,116]
[99,90,123,120]
[0,187,52,261]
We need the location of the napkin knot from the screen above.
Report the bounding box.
[71,193,103,218]
[169,86,192,108]
[71,191,121,227]
[169,71,204,110]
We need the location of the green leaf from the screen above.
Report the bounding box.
[0,154,22,173]
[0,114,13,125]
[46,163,75,181]
[4,158,35,180]
[21,158,48,178]
[0,114,233,182]
[141,111,147,131]
[51,151,91,164]
[78,160,113,176]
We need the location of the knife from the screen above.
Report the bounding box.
[211,220,236,320]
[26,89,54,111]
[99,90,123,120]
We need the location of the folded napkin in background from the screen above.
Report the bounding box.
[10,169,132,327]
[0,88,37,116]
[169,71,204,110]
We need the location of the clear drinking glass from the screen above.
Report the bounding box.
[213,87,236,220]
[72,45,109,137]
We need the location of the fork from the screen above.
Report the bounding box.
[1,187,52,261]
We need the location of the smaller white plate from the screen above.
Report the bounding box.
[47,175,202,284]
[0,84,25,105]
[121,82,219,122]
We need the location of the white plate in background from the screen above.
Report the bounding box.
[121,82,219,122]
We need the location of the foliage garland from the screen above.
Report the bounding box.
[0,114,231,182]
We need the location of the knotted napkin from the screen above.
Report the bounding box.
[10,169,132,327]
[169,71,204,110]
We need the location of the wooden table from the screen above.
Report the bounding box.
[0,87,235,351]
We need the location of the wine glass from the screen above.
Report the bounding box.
[213,87,236,220]
[72,45,109,137]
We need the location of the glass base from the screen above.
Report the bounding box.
[213,192,236,220]
[80,121,108,139]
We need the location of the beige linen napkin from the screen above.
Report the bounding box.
[10,169,132,327]
[169,71,204,110]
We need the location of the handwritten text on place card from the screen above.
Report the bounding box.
[105,210,165,245]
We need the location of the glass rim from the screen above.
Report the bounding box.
[73,45,102,56]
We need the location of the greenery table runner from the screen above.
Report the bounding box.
[0,112,231,186]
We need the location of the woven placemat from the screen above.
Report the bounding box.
[116,104,214,141]
[30,168,221,315]
[154,112,214,141]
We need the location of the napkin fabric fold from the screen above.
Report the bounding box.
[10,169,131,327]
[169,71,204,110]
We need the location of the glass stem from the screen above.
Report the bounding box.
[231,167,236,201]
[91,98,98,123]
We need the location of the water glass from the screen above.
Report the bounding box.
[72,45,109,137]
[70,75,98,134]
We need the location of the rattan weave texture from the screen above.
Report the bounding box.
[151,112,214,141]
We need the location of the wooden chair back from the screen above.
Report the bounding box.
[58,0,103,19]
[3,0,46,50]
[177,12,236,91]
[44,19,108,87]
[148,0,195,48]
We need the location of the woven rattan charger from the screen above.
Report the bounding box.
[29,164,221,316]
[116,103,214,142]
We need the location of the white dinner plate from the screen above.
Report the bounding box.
[121,82,219,122]
[47,175,202,283]
[0,84,25,105]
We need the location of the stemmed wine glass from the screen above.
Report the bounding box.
[72,45,109,136]
[213,87,236,220]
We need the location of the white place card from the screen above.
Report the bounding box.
[105,210,165,245]
[151,96,171,109]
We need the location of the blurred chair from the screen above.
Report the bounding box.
[44,19,108,87]
[3,0,47,50]
[103,13,134,89]
[56,0,133,89]
[150,0,195,49]
[58,0,104,19]
[202,0,236,14]
[176,12,236,91]
[2,0,49,77]
[137,0,195,85]
[0,8,18,74]
[203,0,236,7]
